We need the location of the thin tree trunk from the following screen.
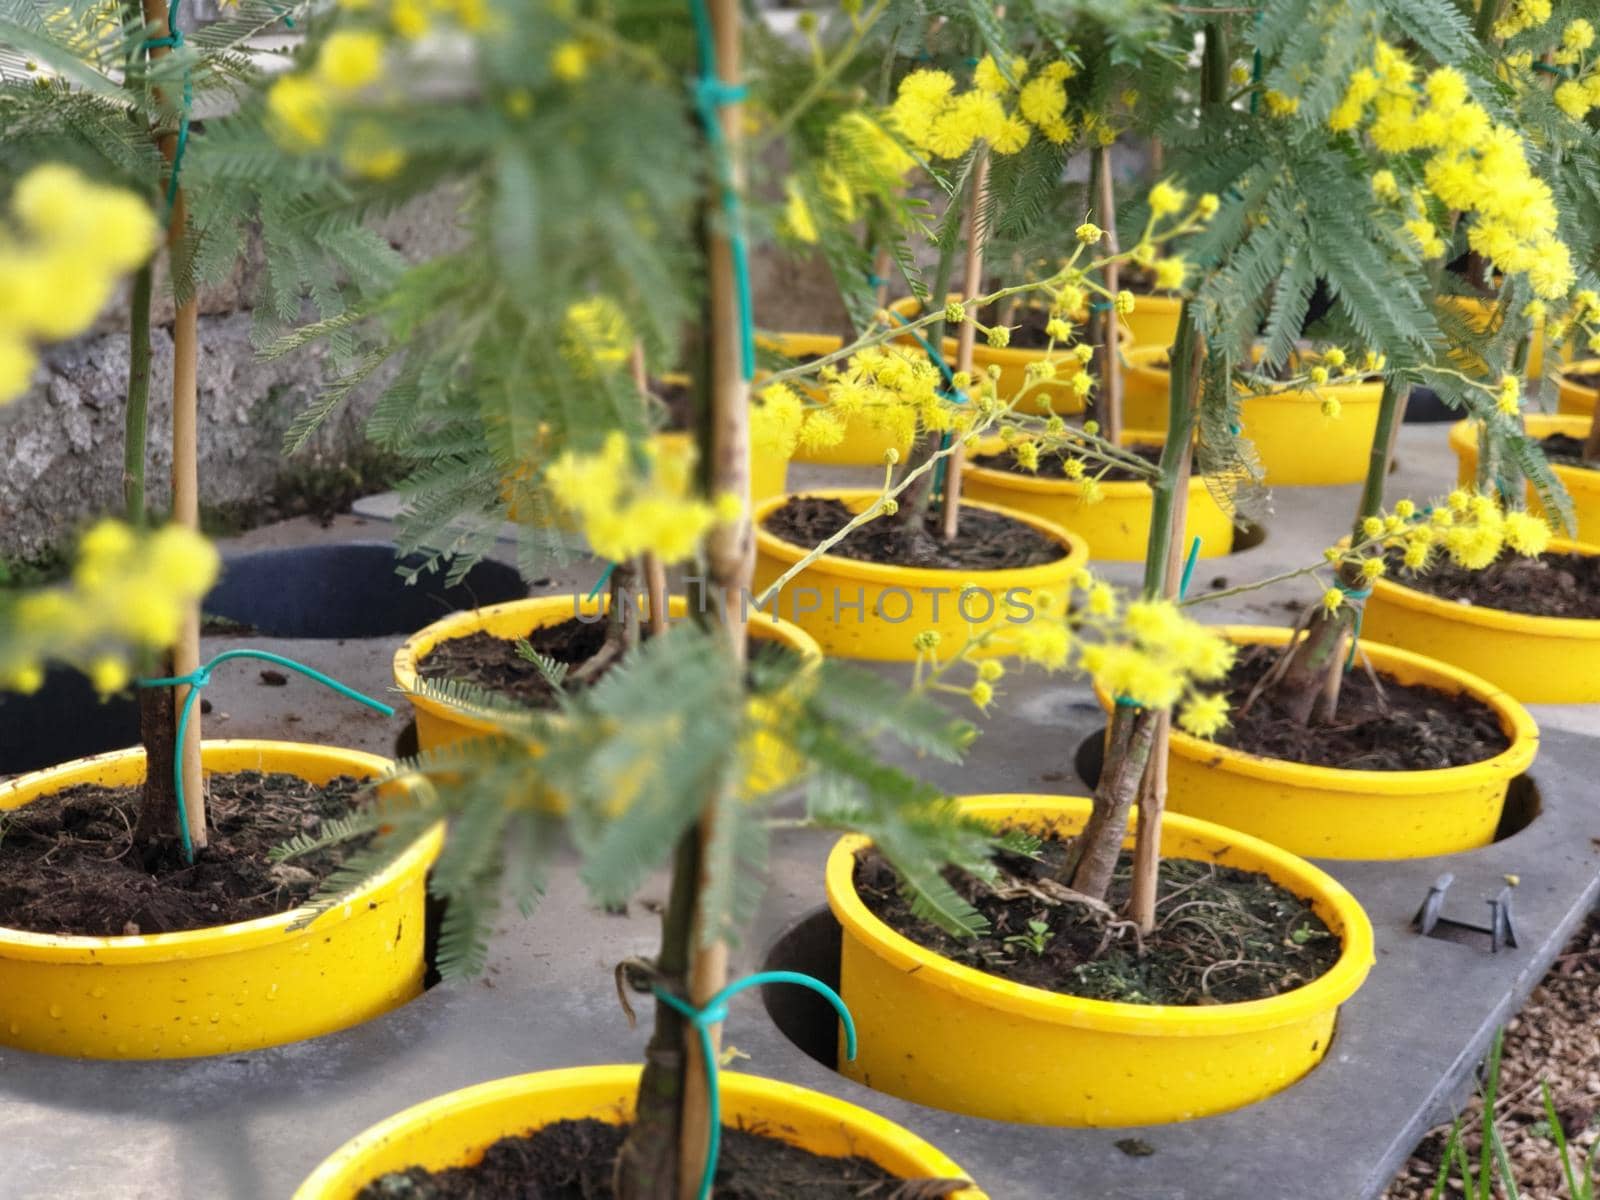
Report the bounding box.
[615,2,748,1196]
[143,0,205,850]
[1585,390,1600,462]
[124,261,180,853]
[1127,413,1192,931]
[882,200,964,533]
[1094,146,1123,445]
[939,144,991,541]
[1069,304,1200,901]
[613,832,700,1200]
[1269,378,1408,724]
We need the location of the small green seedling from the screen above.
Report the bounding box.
[1004,919,1053,956]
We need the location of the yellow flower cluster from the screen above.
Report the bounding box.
[1,522,219,695]
[1004,572,1236,737]
[266,27,409,179]
[335,0,489,41]
[754,344,956,461]
[0,165,160,405]
[546,432,733,564]
[814,112,917,225]
[888,57,1077,161]
[1331,44,1574,300]
[1491,0,1551,40]
[1546,21,1600,122]
[560,296,632,376]
[1328,489,1551,584]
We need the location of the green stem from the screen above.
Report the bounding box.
[757,0,889,147]
[1141,303,1199,596]
[124,264,153,527]
[1473,0,1502,42]
[1202,22,1229,110]
[883,210,965,530]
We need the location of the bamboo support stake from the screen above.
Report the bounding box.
[145,0,205,850]
[629,342,671,637]
[680,0,747,1193]
[871,244,892,311]
[1096,145,1124,446]
[1128,448,1190,932]
[939,145,992,541]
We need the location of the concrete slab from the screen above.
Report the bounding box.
[4,420,1600,1199]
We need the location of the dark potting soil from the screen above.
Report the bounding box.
[971,441,1164,484]
[352,1118,955,1200]
[853,837,1340,1006]
[1539,432,1599,469]
[763,495,1065,571]
[419,618,607,710]
[1563,370,1600,393]
[1214,644,1509,771]
[1392,550,1600,620]
[0,771,368,936]
[417,619,791,710]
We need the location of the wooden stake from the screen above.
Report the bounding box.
[1128,438,1189,932]
[939,145,991,541]
[680,1,747,1194]
[871,244,892,311]
[1127,329,1198,932]
[1096,145,1124,446]
[145,0,204,850]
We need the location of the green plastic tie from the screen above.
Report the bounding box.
[653,971,857,1200]
[1333,579,1374,669]
[145,0,192,219]
[138,649,395,864]
[1178,535,1202,600]
[1113,696,1142,708]
[688,0,755,381]
[586,560,617,601]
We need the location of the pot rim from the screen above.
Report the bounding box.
[1096,624,1539,794]
[293,1063,983,1199]
[0,739,443,962]
[1371,538,1600,639]
[826,793,1374,1035]
[752,488,1088,589]
[1449,415,1600,491]
[394,594,822,739]
[960,428,1224,500]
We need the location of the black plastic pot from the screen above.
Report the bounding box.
[202,542,526,638]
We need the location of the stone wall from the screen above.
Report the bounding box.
[0,184,850,560]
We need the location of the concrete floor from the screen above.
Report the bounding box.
[2,421,1598,1198]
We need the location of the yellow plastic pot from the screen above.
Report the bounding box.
[751,489,1087,661]
[759,331,912,467]
[1120,292,1183,351]
[0,741,442,1060]
[828,794,1374,1127]
[887,295,1090,414]
[1117,351,1384,484]
[294,1063,985,1199]
[1360,538,1600,703]
[1556,359,1600,417]
[960,429,1235,563]
[1098,626,1538,859]
[1122,343,1173,431]
[1449,415,1600,541]
[394,594,820,796]
[1439,294,1552,378]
